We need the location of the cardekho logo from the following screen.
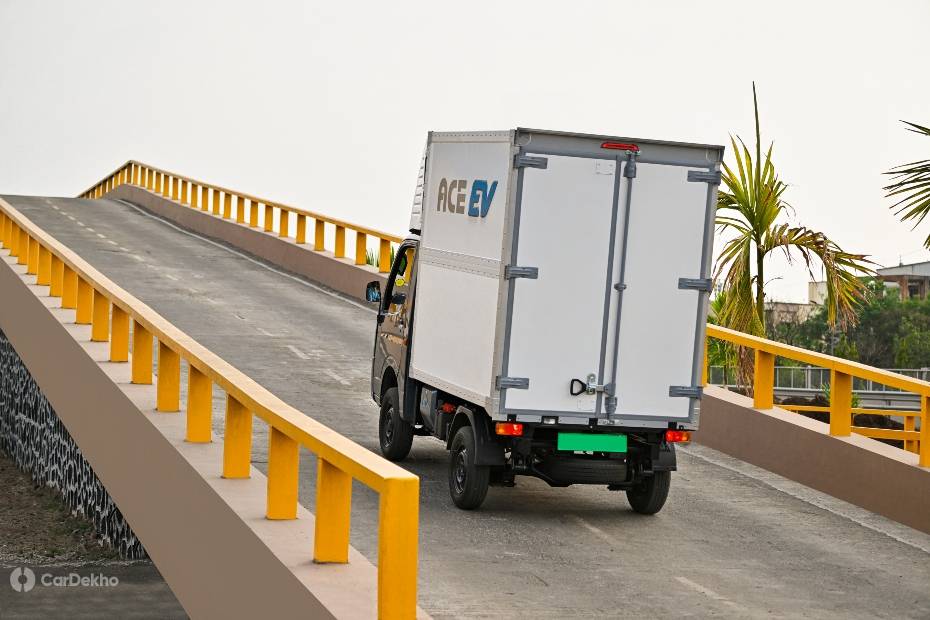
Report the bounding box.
[436,178,498,218]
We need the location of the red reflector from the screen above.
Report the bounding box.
[601,141,640,152]
[495,422,524,436]
[665,429,691,443]
[440,402,456,414]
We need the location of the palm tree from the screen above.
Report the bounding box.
[714,84,874,346]
[885,121,930,246]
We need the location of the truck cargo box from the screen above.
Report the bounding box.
[408,129,723,429]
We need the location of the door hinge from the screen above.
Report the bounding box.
[505,265,539,280]
[497,376,530,390]
[669,385,703,398]
[678,277,713,292]
[687,170,721,185]
[515,154,548,169]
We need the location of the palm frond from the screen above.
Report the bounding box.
[884,120,930,247]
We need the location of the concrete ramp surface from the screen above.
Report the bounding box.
[3,194,930,619]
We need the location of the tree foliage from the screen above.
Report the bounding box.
[885,121,930,247]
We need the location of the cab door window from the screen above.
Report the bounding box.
[382,246,415,314]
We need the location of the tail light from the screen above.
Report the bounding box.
[495,422,524,436]
[665,429,691,443]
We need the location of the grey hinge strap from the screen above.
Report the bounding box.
[669,386,703,398]
[505,266,539,280]
[623,153,637,178]
[678,277,713,292]
[497,376,530,390]
[515,154,548,169]
[687,170,722,185]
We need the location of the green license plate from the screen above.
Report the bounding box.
[557,432,627,453]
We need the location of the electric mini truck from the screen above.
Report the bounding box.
[367,129,723,511]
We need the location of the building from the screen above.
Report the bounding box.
[809,259,930,304]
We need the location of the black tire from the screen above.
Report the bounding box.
[448,425,490,510]
[379,387,413,461]
[626,470,671,515]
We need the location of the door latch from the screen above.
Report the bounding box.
[570,373,611,396]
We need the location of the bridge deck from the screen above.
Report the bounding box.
[7,194,930,619]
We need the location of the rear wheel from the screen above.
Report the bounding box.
[449,425,490,510]
[626,470,671,515]
[379,387,413,461]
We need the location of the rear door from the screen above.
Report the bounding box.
[501,154,621,416]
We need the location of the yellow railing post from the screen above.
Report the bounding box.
[378,477,419,620]
[9,224,19,257]
[280,210,290,238]
[61,266,78,308]
[829,369,852,436]
[264,204,274,232]
[133,163,141,185]
[162,173,170,198]
[76,278,93,324]
[222,395,252,478]
[355,232,367,265]
[313,458,352,563]
[702,337,709,386]
[37,245,52,285]
[249,199,259,227]
[335,226,346,258]
[132,320,153,384]
[27,236,39,274]
[266,428,299,520]
[186,366,212,443]
[904,413,917,453]
[378,239,391,273]
[157,341,181,412]
[223,192,232,219]
[752,350,774,409]
[212,189,221,216]
[190,183,199,209]
[110,306,129,362]
[91,289,110,342]
[315,219,325,251]
[201,185,209,212]
[171,176,180,201]
[17,228,28,264]
[181,179,189,205]
[295,214,306,244]
[235,196,245,224]
[50,255,64,297]
[920,394,929,467]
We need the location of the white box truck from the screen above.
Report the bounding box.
[366,128,723,512]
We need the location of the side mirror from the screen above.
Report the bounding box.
[366,281,382,304]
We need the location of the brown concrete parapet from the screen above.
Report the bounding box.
[696,385,930,534]
[104,185,388,303]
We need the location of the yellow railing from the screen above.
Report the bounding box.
[706,324,930,467]
[0,200,418,619]
[78,160,404,273]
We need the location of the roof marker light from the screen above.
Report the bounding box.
[601,141,640,152]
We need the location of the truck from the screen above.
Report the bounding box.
[366,128,723,512]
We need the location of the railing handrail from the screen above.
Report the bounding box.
[79,159,405,245]
[707,324,930,396]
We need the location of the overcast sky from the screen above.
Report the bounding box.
[2,1,928,302]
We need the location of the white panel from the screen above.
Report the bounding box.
[613,163,708,419]
[409,263,501,402]
[505,156,617,413]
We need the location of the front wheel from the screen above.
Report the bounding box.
[626,470,671,515]
[379,387,413,461]
[449,425,490,510]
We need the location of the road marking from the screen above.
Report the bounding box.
[680,444,930,555]
[287,345,311,360]
[66,215,75,220]
[115,199,377,314]
[324,369,351,386]
[674,576,744,612]
[131,254,144,262]
[85,227,95,232]
[571,516,616,545]
[257,327,280,337]
[119,247,130,252]
[164,274,179,281]
[107,240,118,245]
[96,233,106,239]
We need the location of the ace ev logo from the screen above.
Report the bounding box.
[436,178,498,218]
[9,567,35,593]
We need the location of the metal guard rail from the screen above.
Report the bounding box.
[78,160,404,273]
[705,324,930,467]
[0,201,418,619]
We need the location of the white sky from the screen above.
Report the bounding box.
[2,1,929,302]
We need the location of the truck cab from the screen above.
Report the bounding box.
[367,128,723,512]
